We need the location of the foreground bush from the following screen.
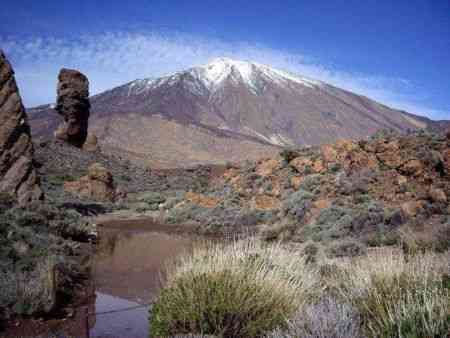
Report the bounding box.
[267,297,363,338]
[337,251,450,338]
[150,239,318,337]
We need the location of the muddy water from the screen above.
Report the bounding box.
[91,223,199,338]
[1,219,199,338]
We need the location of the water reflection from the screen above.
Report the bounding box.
[1,223,198,338]
[94,228,196,303]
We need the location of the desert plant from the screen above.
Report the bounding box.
[337,251,450,338]
[150,239,319,337]
[266,297,364,338]
[281,189,314,223]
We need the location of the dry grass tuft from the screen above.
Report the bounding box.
[336,251,450,338]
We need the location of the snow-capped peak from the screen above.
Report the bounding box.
[126,57,322,96]
[188,57,322,93]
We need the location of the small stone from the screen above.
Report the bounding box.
[397,175,408,185]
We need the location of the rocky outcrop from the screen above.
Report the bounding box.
[64,163,116,202]
[55,69,90,147]
[0,50,43,204]
[82,133,99,152]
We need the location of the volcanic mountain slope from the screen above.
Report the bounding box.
[29,58,446,168]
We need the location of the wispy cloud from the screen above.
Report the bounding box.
[1,31,447,120]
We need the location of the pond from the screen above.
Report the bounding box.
[1,219,199,338]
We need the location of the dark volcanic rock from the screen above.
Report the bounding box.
[55,68,90,147]
[0,50,43,204]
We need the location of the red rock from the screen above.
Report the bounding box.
[255,158,280,177]
[428,187,447,203]
[64,163,116,202]
[252,195,281,210]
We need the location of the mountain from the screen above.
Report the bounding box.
[28,57,446,168]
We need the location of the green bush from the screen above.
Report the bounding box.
[300,174,322,194]
[281,189,314,223]
[151,239,318,337]
[300,206,355,242]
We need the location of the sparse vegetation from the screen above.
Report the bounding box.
[0,201,92,322]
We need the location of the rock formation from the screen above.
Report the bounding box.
[82,133,99,152]
[0,50,43,204]
[64,163,116,202]
[55,68,90,147]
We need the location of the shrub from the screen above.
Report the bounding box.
[267,297,363,338]
[336,169,375,195]
[2,259,57,316]
[338,252,450,338]
[281,189,314,223]
[300,206,355,242]
[137,191,166,205]
[46,174,78,186]
[326,240,366,258]
[150,239,318,337]
[300,174,322,194]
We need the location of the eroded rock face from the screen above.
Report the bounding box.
[55,69,90,147]
[0,50,43,204]
[64,163,116,202]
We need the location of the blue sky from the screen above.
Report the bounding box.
[1,0,449,120]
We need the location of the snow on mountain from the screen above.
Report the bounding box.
[189,57,322,93]
[126,57,322,96]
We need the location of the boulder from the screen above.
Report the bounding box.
[252,194,280,210]
[55,69,90,147]
[64,163,116,202]
[290,176,304,190]
[399,159,424,176]
[401,200,425,218]
[82,133,99,152]
[0,50,43,204]
[320,144,338,162]
[428,187,447,203]
[185,191,219,208]
[255,158,279,177]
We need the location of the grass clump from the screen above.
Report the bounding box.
[150,239,318,337]
[337,251,450,338]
